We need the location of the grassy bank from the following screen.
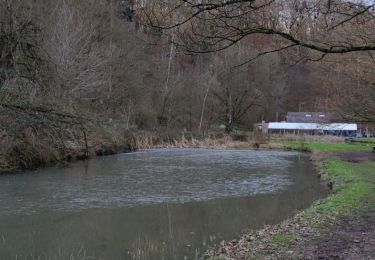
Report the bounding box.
[347,138,375,144]
[2,132,374,257]
[283,141,371,152]
[206,142,375,259]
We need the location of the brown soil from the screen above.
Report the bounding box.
[339,151,375,163]
[303,214,375,260]
[295,151,375,260]
[310,151,375,164]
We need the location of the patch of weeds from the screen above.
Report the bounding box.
[349,138,375,144]
[210,257,227,260]
[271,234,295,246]
[252,252,266,259]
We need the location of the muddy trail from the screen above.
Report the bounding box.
[339,151,375,163]
[297,151,375,259]
[303,213,375,260]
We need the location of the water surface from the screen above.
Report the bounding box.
[0,149,326,259]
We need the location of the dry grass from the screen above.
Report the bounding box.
[271,134,347,144]
[0,123,138,172]
[135,132,256,150]
[2,127,349,173]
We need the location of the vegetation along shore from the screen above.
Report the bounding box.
[1,0,375,259]
[206,141,375,259]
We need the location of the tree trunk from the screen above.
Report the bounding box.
[225,91,233,134]
[198,85,210,133]
[225,115,233,134]
[159,31,175,125]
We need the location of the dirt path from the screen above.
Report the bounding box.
[302,151,375,260]
[303,214,375,260]
[310,151,375,164]
[339,151,375,163]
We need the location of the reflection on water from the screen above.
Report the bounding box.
[0,149,327,259]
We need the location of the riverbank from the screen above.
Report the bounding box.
[205,142,375,259]
[2,130,371,173]
[1,133,374,258]
[0,127,138,174]
[0,131,261,174]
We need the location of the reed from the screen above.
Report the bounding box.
[0,123,138,173]
[134,131,255,150]
[270,134,346,144]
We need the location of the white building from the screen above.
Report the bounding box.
[267,122,358,136]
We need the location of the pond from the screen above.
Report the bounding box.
[0,148,327,259]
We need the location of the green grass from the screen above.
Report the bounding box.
[283,141,375,221]
[348,138,375,144]
[271,234,295,246]
[306,159,375,216]
[284,141,371,152]
[285,143,375,252]
[281,142,375,216]
[231,128,252,136]
[282,142,375,217]
[206,142,375,259]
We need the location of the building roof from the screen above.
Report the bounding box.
[268,122,357,131]
[287,112,335,123]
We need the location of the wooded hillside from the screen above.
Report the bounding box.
[0,0,374,169]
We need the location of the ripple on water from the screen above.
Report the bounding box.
[0,149,300,215]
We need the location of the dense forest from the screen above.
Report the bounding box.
[0,0,374,169]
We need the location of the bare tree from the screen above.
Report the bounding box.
[209,49,263,133]
[319,53,375,125]
[0,0,43,87]
[40,0,112,102]
[139,0,375,126]
[139,0,375,61]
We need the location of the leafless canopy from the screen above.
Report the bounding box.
[140,0,375,61]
